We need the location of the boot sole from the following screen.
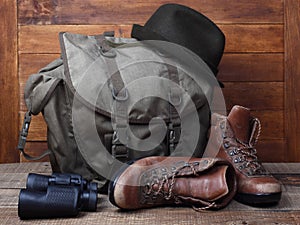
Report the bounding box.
[234,192,282,207]
[108,160,136,209]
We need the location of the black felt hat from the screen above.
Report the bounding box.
[131,3,225,76]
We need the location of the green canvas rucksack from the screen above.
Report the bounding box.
[18,32,223,189]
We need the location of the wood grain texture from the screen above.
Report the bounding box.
[18,0,284,25]
[19,53,60,76]
[222,82,284,110]
[19,142,49,162]
[0,162,51,174]
[1,205,300,224]
[19,25,132,54]
[222,25,284,53]
[218,53,284,82]
[0,0,19,163]
[251,110,284,140]
[284,0,300,162]
[18,24,284,54]
[256,139,287,162]
[1,163,300,224]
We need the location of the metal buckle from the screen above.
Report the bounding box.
[100,47,117,58]
[168,123,176,153]
[17,111,32,151]
[168,92,181,106]
[111,131,129,159]
[111,87,129,101]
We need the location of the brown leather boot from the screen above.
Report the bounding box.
[109,157,237,210]
[204,105,282,206]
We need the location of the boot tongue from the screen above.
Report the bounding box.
[172,166,229,201]
[227,106,250,143]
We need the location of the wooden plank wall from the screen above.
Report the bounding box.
[0,0,19,163]
[12,0,296,162]
[284,0,300,162]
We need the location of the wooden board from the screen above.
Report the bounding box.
[18,0,284,25]
[256,140,286,162]
[18,24,284,54]
[0,0,19,163]
[284,0,300,162]
[219,53,284,82]
[0,207,299,225]
[222,82,284,110]
[19,142,49,163]
[1,162,300,224]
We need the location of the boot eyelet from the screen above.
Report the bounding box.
[224,142,230,149]
[144,184,151,194]
[222,133,227,139]
[152,195,158,200]
[229,151,235,156]
[220,122,225,129]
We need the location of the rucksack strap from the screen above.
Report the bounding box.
[96,33,181,160]
[17,111,51,161]
[95,33,128,101]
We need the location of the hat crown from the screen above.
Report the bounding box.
[132,4,225,75]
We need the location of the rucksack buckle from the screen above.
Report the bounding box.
[18,111,32,151]
[168,123,180,153]
[112,131,129,160]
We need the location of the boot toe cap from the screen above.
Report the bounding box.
[238,176,281,195]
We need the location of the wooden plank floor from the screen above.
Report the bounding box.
[0,162,300,224]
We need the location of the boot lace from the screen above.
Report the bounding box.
[143,162,217,211]
[225,118,265,176]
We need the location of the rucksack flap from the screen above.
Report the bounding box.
[59,32,212,123]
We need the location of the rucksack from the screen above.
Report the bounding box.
[19,31,220,190]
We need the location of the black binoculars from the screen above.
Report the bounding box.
[18,173,98,219]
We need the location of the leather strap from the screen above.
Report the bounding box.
[95,34,127,100]
[96,33,129,160]
[163,58,181,154]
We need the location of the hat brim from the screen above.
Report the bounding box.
[131,24,224,88]
[131,24,169,41]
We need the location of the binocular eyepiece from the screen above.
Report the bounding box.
[18,173,98,219]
